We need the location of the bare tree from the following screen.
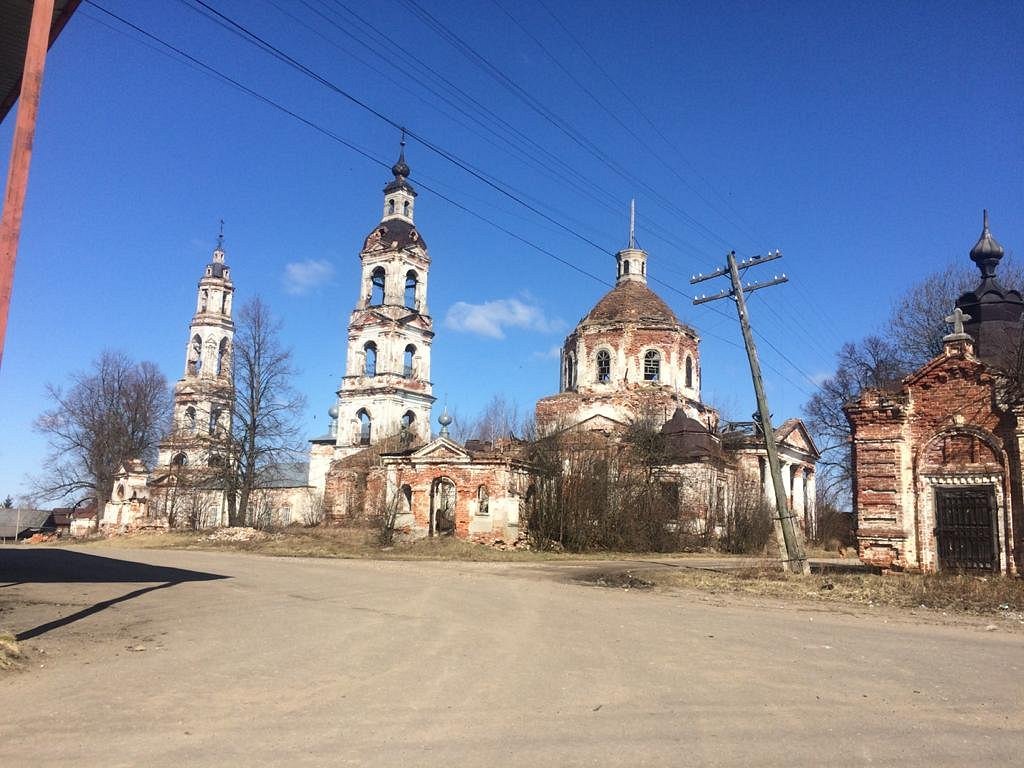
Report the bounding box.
[803,336,906,506]
[223,298,306,527]
[469,394,531,443]
[33,351,171,507]
[889,257,1023,369]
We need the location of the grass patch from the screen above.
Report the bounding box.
[648,565,1024,616]
[0,631,21,670]
[81,526,643,562]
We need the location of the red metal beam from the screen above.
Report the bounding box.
[0,0,56,371]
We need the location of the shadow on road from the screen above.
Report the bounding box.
[0,548,227,641]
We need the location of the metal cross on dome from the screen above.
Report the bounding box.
[944,307,971,337]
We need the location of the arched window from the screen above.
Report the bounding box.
[387,198,395,215]
[200,289,208,312]
[364,342,377,376]
[184,406,197,433]
[477,485,489,516]
[370,267,386,305]
[400,484,412,514]
[644,349,661,381]
[171,453,188,468]
[404,270,418,309]
[221,292,228,314]
[685,356,693,388]
[190,335,203,374]
[596,350,611,383]
[623,260,630,275]
[216,338,229,376]
[403,200,410,217]
[116,483,126,500]
[209,406,222,435]
[566,352,577,390]
[404,344,416,377]
[358,409,372,445]
[401,411,415,429]
[208,454,223,468]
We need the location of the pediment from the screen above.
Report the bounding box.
[411,437,471,462]
[775,419,819,459]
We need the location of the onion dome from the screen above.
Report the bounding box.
[384,140,416,196]
[969,209,1005,278]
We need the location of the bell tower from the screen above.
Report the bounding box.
[332,141,435,453]
[157,226,235,470]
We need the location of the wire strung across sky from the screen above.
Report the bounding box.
[81,0,825,400]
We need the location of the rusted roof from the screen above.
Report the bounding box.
[0,0,80,123]
[582,281,679,325]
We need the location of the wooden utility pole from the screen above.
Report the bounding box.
[691,250,809,575]
[0,0,56,371]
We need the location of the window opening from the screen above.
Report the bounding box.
[358,409,372,445]
[643,350,661,381]
[685,356,693,388]
[404,345,416,377]
[364,342,377,376]
[216,338,229,376]
[387,198,395,215]
[477,485,489,516]
[184,406,196,433]
[596,350,611,383]
[405,271,418,309]
[370,267,386,305]
[209,407,223,435]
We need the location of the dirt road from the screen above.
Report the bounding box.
[1,546,1021,766]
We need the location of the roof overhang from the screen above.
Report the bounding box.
[0,0,81,123]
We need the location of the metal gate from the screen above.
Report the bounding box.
[934,487,998,572]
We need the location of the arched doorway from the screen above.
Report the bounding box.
[430,477,456,536]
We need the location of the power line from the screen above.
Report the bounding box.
[82,0,823,401]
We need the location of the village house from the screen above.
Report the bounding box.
[846,213,1022,574]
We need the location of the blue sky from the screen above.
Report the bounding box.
[0,0,1021,502]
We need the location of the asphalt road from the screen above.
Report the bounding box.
[1,546,1021,767]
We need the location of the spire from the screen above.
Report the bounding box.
[382,131,417,221]
[213,219,226,264]
[628,198,636,249]
[615,200,647,285]
[392,130,410,180]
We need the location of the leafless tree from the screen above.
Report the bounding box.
[803,336,906,506]
[33,350,171,508]
[889,257,1023,369]
[223,297,307,527]
[301,489,326,527]
[464,394,536,445]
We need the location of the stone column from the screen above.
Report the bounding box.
[805,470,816,539]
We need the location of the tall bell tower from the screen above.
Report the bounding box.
[157,228,236,469]
[333,141,435,453]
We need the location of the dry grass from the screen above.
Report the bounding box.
[0,631,20,670]
[84,527,596,562]
[647,565,1024,616]
[79,527,1024,617]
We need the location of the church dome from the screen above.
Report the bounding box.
[362,217,426,251]
[582,280,679,325]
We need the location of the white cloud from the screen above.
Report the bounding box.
[283,259,334,295]
[444,298,562,339]
[532,345,562,360]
